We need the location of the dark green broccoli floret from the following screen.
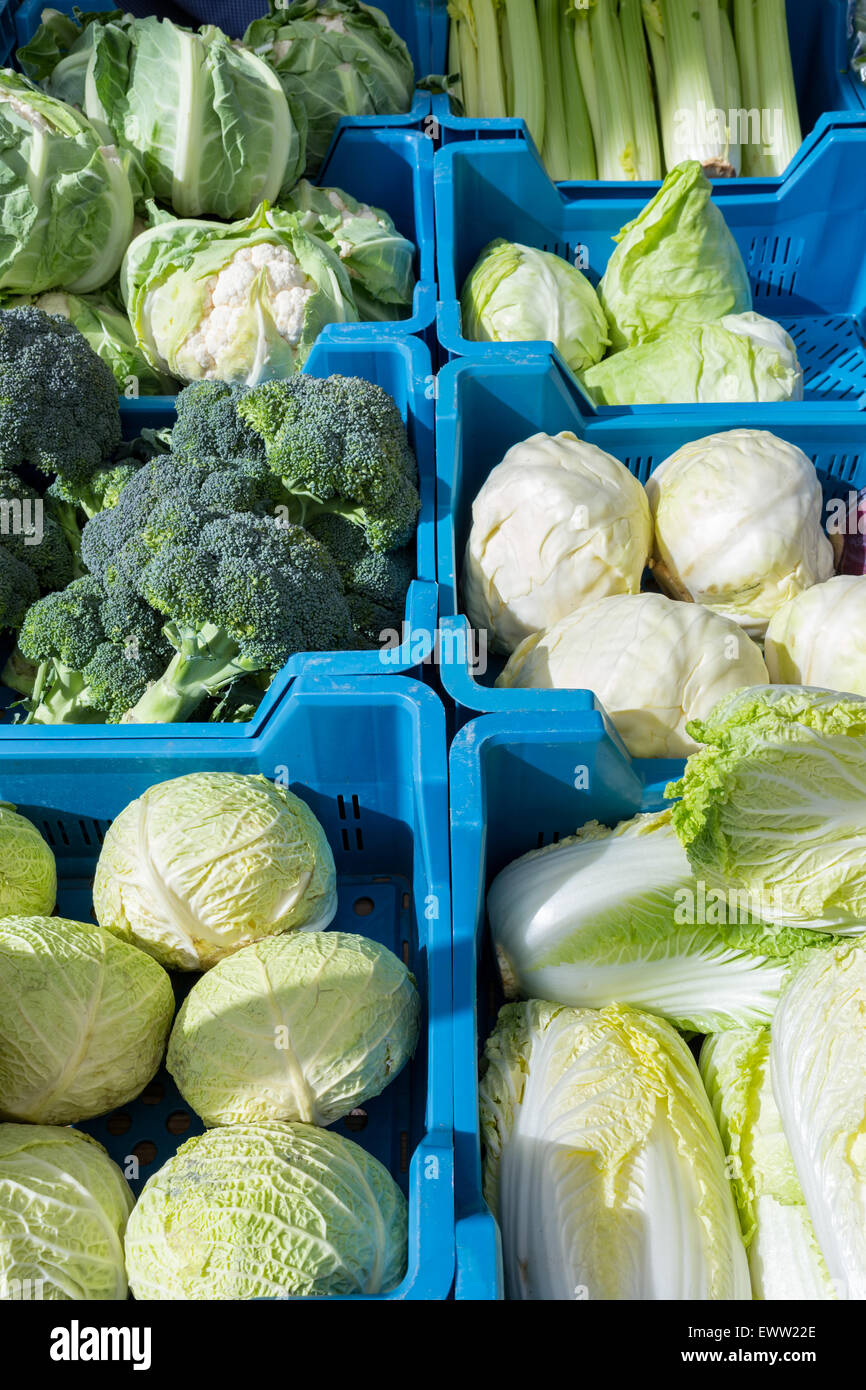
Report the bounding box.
[307,512,413,645]
[171,380,265,464]
[0,307,121,485]
[237,374,420,552]
[0,470,75,601]
[46,460,142,574]
[14,574,172,724]
[0,547,40,632]
[126,513,355,724]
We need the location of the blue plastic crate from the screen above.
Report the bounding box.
[0,335,437,735]
[0,672,454,1300]
[436,350,866,721]
[429,0,866,186]
[435,126,866,409]
[449,708,680,1300]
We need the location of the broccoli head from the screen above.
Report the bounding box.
[125,513,355,724]
[46,459,143,574]
[171,380,265,465]
[15,574,172,724]
[0,469,75,602]
[0,547,40,632]
[307,512,413,645]
[237,374,421,552]
[0,307,121,486]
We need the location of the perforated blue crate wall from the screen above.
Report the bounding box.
[0,335,437,734]
[430,0,865,184]
[448,709,683,1300]
[0,674,454,1301]
[435,352,866,718]
[435,129,866,408]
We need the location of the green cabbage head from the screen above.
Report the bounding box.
[582,313,804,405]
[0,805,55,916]
[168,930,419,1126]
[0,1123,133,1300]
[244,0,415,173]
[125,1121,407,1298]
[0,916,174,1125]
[121,203,358,385]
[93,772,338,970]
[461,239,609,375]
[0,69,134,294]
[599,160,752,350]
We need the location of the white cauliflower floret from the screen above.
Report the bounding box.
[323,188,386,259]
[271,38,292,60]
[316,14,348,33]
[173,240,315,379]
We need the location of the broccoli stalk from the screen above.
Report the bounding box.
[122,620,269,724]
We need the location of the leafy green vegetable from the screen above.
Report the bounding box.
[0,69,134,294]
[489,810,830,1034]
[0,915,173,1125]
[669,686,866,933]
[121,203,358,385]
[0,307,121,486]
[22,12,306,218]
[281,181,415,321]
[461,238,609,374]
[93,772,337,970]
[168,931,419,1127]
[0,1123,133,1300]
[598,162,752,350]
[244,0,414,173]
[772,944,866,1299]
[700,1027,836,1301]
[480,1000,750,1299]
[582,312,803,404]
[0,806,55,916]
[6,290,177,396]
[125,1121,407,1298]
[733,0,801,176]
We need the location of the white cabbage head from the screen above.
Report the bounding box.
[462,432,652,654]
[480,1000,750,1300]
[0,916,174,1125]
[167,931,419,1127]
[766,575,866,694]
[124,1121,407,1298]
[497,591,769,758]
[700,1028,836,1301]
[772,945,866,1300]
[0,805,56,916]
[93,772,337,971]
[646,430,834,637]
[0,1123,133,1300]
[488,810,828,1034]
